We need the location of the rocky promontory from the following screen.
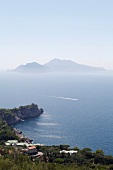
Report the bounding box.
[0,103,43,125]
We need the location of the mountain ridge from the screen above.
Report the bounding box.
[10,58,106,73]
[11,62,50,73]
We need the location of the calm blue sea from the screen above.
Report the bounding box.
[0,71,113,155]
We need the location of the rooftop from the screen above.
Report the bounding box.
[28,146,36,150]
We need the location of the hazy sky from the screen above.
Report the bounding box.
[0,0,113,69]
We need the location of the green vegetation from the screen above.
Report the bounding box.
[0,103,38,123]
[17,103,36,111]
[36,145,113,165]
[0,120,18,144]
[0,145,113,169]
[0,103,41,125]
[0,122,113,170]
[0,104,41,144]
[0,103,43,143]
[0,104,113,169]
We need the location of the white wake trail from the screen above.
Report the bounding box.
[40,95,78,101]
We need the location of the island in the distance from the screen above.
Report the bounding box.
[9,58,106,73]
[0,103,43,125]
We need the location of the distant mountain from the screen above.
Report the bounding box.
[11,62,50,73]
[45,58,105,72]
[10,59,105,73]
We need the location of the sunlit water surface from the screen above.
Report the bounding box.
[0,71,113,155]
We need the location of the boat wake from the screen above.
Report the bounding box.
[39,134,62,139]
[40,95,78,101]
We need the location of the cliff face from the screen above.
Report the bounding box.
[0,103,43,125]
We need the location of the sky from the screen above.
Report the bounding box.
[0,0,113,70]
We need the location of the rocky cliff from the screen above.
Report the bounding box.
[0,103,43,125]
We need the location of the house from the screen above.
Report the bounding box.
[60,150,78,155]
[23,146,37,155]
[31,152,43,158]
[5,140,18,146]
[37,152,43,157]
[16,142,29,147]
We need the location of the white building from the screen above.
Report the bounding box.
[60,150,78,155]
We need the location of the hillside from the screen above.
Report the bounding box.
[11,62,50,73]
[45,58,105,72]
[0,103,43,143]
[0,144,113,169]
[0,120,18,142]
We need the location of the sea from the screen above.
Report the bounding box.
[0,71,113,155]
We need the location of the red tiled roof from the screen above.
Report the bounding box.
[28,146,36,150]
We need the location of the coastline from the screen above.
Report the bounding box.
[0,103,43,143]
[13,128,33,143]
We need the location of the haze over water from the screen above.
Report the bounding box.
[0,71,113,155]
